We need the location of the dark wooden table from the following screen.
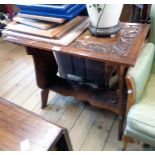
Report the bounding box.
[4,22,150,140]
[0,97,72,151]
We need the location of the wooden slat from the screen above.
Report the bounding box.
[0,46,31,77]
[11,80,38,106]
[80,111,115,151]
[0,47,30,66]
[0,65,33,97]
[3,70,35,101]
[21,90,42,111]
[32,92,58,116]
[69,106,98,150]
[57,99,86,131]
[0,39,17,57]
[102,118,122,151]
[0,60,30,87]
[43,96,71,123]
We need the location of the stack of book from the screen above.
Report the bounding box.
[2,4,90,46]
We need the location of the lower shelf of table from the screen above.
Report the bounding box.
[48,76,119,114]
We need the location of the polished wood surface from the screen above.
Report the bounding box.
[3,22,149,140]
[125,76,136,115]
[0,97,72,151]
[4,23,150,66]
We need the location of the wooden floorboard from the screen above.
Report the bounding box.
[3,69,35,100]
[0,39,17,58]
[80,110,115,151]
[0,39,146,151]
[11,80,38,105]
[69,105,99,150]
[57,99,86,131]
[0,65,34,98]
[102,118,122,151]
[43,95,71,123]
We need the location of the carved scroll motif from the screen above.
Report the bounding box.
[75,25,140,56]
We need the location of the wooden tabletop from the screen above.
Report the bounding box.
[0,98,64,151]
[4,22,150,66]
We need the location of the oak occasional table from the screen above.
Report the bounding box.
[4,22,150,140]
[0,98,72,151]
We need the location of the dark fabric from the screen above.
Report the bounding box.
[54,52,105,86]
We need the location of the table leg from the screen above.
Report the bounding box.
[26,47,58,108]
[104,63,117,88]
[41,89,49,109]
[117,66,126,140]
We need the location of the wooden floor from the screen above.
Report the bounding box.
[0,38,144,151]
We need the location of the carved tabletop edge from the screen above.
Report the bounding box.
[3,23,149,67]
[74,23,150,57]
[3,35,136,67]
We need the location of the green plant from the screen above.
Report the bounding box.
[89,4,102,13]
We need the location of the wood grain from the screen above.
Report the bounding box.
[57,100,86,131]
[0,65,33,98]
[0,46,30,78]
[3,22,149,66]
[70,106,98,150]
[43,96,71,123]
[102,119,122,151]
[0,97,72,151]
[2,70,35,101]
[21,90,44,111]
[80,111,115,151]
[18,13,66,23]
[55,16,87,39]
[11,80,38,106]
